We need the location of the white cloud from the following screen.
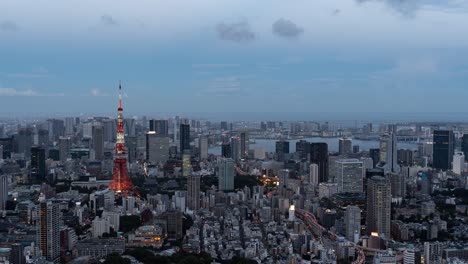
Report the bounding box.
[90,88,108,97]
[0,87,64,97]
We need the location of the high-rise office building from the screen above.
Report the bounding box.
[230,136,241,161]
[240,132,248,159]
[199,136,208,160]
[452,151,465,175]
[366,176,391,239]
[309,163,319,186]
[15,128,34,156]
[278,169,289,196]
[92,125,104,160]
[336,159,364,193]
[433,130,454,170]
[0,175,7,211]
[31,146,46,183]
[345,205,361,243]
[37,129,49,150]
[59,136,71,162]
[369,148,380,168]
[296,140,311,159]
[379,133,400,173]
[221,143,231,158]
[390,172,406,199]
[339,137,352,155]
[403,248,421,264]
[103,119,116,143]
[146,132,170,164]
[124,118,136,137]
[179,124,190,153]
[462,134,468,162]
[149,119,169,137]
[218,158,235,191]
[47,119,64,142]
[220,121,228,131]
[182,150,192,177]
[275,140,289,161]
[36,200,60,262]
[64,117,75,135]
[310,143,329,183]
[187,174,200,211]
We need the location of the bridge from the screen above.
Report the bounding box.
[295,209,378,264]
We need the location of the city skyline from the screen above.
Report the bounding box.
[2,1,468,114]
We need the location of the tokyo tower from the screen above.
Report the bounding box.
[109,81,134,195]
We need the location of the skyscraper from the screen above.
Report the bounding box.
[310,143,329,183]
[240,132,248,159]
[0,175,7,211]
[366,176,391,239]
[462,134,468,162]
[336,159,364,193]
[146,132,169,164]
[179,124,190,153]
[221,143,231,158]
[296,140,311,159]
[15,128,34,156]
[59,136,71,162]
[433,130,454,170]
[275,140,290,161]
[92,125,104,160]
[230,136,241,161]
[369,148,380,168]
[149,119,169,137]
[379,133,400,173]
[64,117,75,135]
[31,146,46,183]
[278,169,289,196]
[390,172,406,199]
[218,158,235,191]
[308,163,319,186]
[339,137,352,156]
[47,119,64,142]
[452,151,464,175]
[199,136,208,160]
[345,205,361,243]
[36,200,60,262]
[187,174,200,211]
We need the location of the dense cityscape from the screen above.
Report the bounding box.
[4,1,468,264]
[0,82,466,264]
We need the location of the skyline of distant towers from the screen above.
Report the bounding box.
[108,82,135,195]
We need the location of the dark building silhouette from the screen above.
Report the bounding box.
[296,140,311,159]
[220,121,228,131]
[221,143,231,158]
[433,130,454,170]
[240,132,248,159]
[310,143,329,183]
[462,134,468,161]
[275,140,290,162]
[179,124,190,153]
[31,146,46,183]
[149,119,169,137]
[0,137,14,159]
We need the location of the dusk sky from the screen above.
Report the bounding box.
[2,0,468,116]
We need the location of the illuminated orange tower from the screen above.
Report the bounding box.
[109,81,134,195]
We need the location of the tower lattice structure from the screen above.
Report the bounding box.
[109,82,134,195]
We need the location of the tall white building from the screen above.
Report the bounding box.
[345,205,361,243]
[309,164,319,186]
[218,158,235,191]
[0,175,7,211]
[92,217,110,238]
[336,159,364,193]
[403,248,421,264]
[102,211,120,231]
[452,151,465,175]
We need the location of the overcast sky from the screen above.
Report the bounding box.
[1,0,468,116]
